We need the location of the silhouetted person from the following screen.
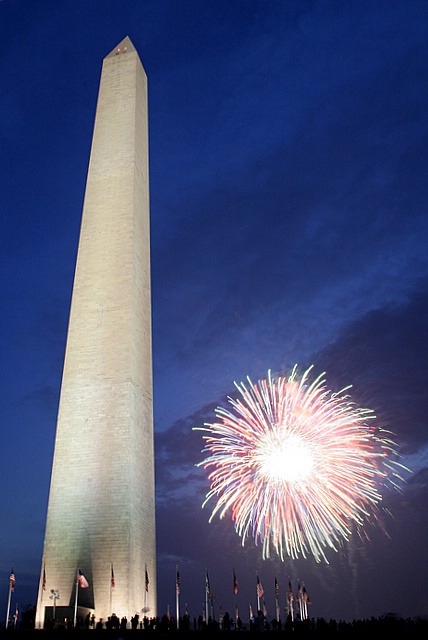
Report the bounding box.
[223,611,231,630]
[256,609,266,632]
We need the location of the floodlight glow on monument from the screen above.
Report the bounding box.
[35,36,156,627]
[195,365,408,563]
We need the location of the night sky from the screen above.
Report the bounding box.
[1,0,428,625]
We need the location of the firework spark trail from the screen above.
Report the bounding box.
[194,365,409,563]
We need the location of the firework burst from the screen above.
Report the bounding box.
[194,365,408,563]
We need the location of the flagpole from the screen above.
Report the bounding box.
[73,570,79,628]
[205,569,209,624]
[5,580,12,629]
[263,598,268,622]
[39,590,43,630]
[287,578,294,622]
[301,584,310,620]
[256,572,259,612]
[175,565,180,630]
[256,572,262,612]
[233,569,238,623]
[297,580,307,620]
[39,565,45,629]
[144,563,148,612]
[110,568,113,615]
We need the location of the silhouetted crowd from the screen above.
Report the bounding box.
[2,609,428,636]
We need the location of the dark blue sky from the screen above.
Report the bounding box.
[1,0,428,625]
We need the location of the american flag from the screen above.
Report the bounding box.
[176,569,181,594]
[256,574,264,598]
[233,570,238,596]
[42,565,46,591]
[205,570,211,596]
[111,565,115,589]
[10,568,16,592]
[78,569,89,589]
[288,579,294,602]
[303,585,311,604]
[145,565,149,592]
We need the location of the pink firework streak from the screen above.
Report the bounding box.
[194,365,409,563]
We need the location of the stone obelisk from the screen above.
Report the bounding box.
[35,36,156,627]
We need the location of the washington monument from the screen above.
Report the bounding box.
[35,36,156,627]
